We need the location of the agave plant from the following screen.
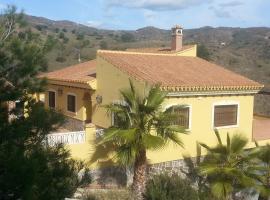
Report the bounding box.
[199,130,256,200]
[95,81,186,200]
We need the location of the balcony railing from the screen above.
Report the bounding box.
[46,131,85,146]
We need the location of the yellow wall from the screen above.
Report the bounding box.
[44,83,92,122]
[92,55,146,128]
[176,45,197,57]
[66,124,96,161]
[148,95,254,164]
[91,55,256,165]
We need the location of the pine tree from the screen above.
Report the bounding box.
[0,5,82,199]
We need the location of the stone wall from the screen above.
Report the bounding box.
[90,166,127,188]
[148,159,190,178]
[88,158,189,188]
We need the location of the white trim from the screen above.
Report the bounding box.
[48,89,57,109]
[212,101,240,129]
[164,104,192,131]
[167,90,260,97]
[66,93,77,114]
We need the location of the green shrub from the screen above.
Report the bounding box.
[79,168,92,187]
[144,173,198,200]
[197,44,211,61]
[59,32,65,39]
[56,56,66,63]
[100,41,108,49]
[77,33,85,40]
[120,32,135,42]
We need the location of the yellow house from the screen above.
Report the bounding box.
[41,25,268,175]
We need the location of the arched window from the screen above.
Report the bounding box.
[167,105,191,129]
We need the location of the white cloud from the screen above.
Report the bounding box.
[214,9,231,18]
[219,1,244,7]
[143,10,157,20]
[106,0,212,11]
[84,20,103,28]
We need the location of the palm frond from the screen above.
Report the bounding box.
[145,84,167,110]
[142,134,166,150]
[196,142,202,164]
[114,145,136,166]
[230,134,248,153]
[199,142,211,151]
[99,128,137,145]
[211,182,232,200]
[214,129,222,145]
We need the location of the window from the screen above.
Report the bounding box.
[214,104,238,127]
[169,106,190,129]
[67,94,76,113]
[48,91,56,108]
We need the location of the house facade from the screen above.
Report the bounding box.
[41,26,267,171]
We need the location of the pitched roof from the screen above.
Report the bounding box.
[98,51,263,91]
[41,60,96,84]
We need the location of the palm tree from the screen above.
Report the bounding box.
[199,130,255,200]
[181,143,216,200]
[97,81,186,200]
[252,144,270,200]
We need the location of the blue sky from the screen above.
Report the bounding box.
[0,0,269,30]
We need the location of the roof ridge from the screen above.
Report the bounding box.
[97,49,194,57]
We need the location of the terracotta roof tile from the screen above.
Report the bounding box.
[98,51,263,91]
[40,60,96,84]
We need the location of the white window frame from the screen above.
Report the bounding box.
[212,101,240,129]
[164,104,192,131]
[66,93,77,114]
[48,89,56,109]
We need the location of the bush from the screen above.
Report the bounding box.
[56,56,66,62]
[79,168,92,187]
[120,33,135,42]
[144,173,198,200]
[59,32,65,39]
[100,41,108,49]
[72,29,76,34]
[197,44,211,61]
[77,33,85,40]
[63,37,69,43]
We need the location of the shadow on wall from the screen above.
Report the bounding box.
[88,139,128,188]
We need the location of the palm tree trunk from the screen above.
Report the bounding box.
[132,149,147,200]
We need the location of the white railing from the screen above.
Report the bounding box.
[46,131,86,146]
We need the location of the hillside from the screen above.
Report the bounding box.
[24,15,270,114]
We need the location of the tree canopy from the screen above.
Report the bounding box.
[0,6,82,199]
